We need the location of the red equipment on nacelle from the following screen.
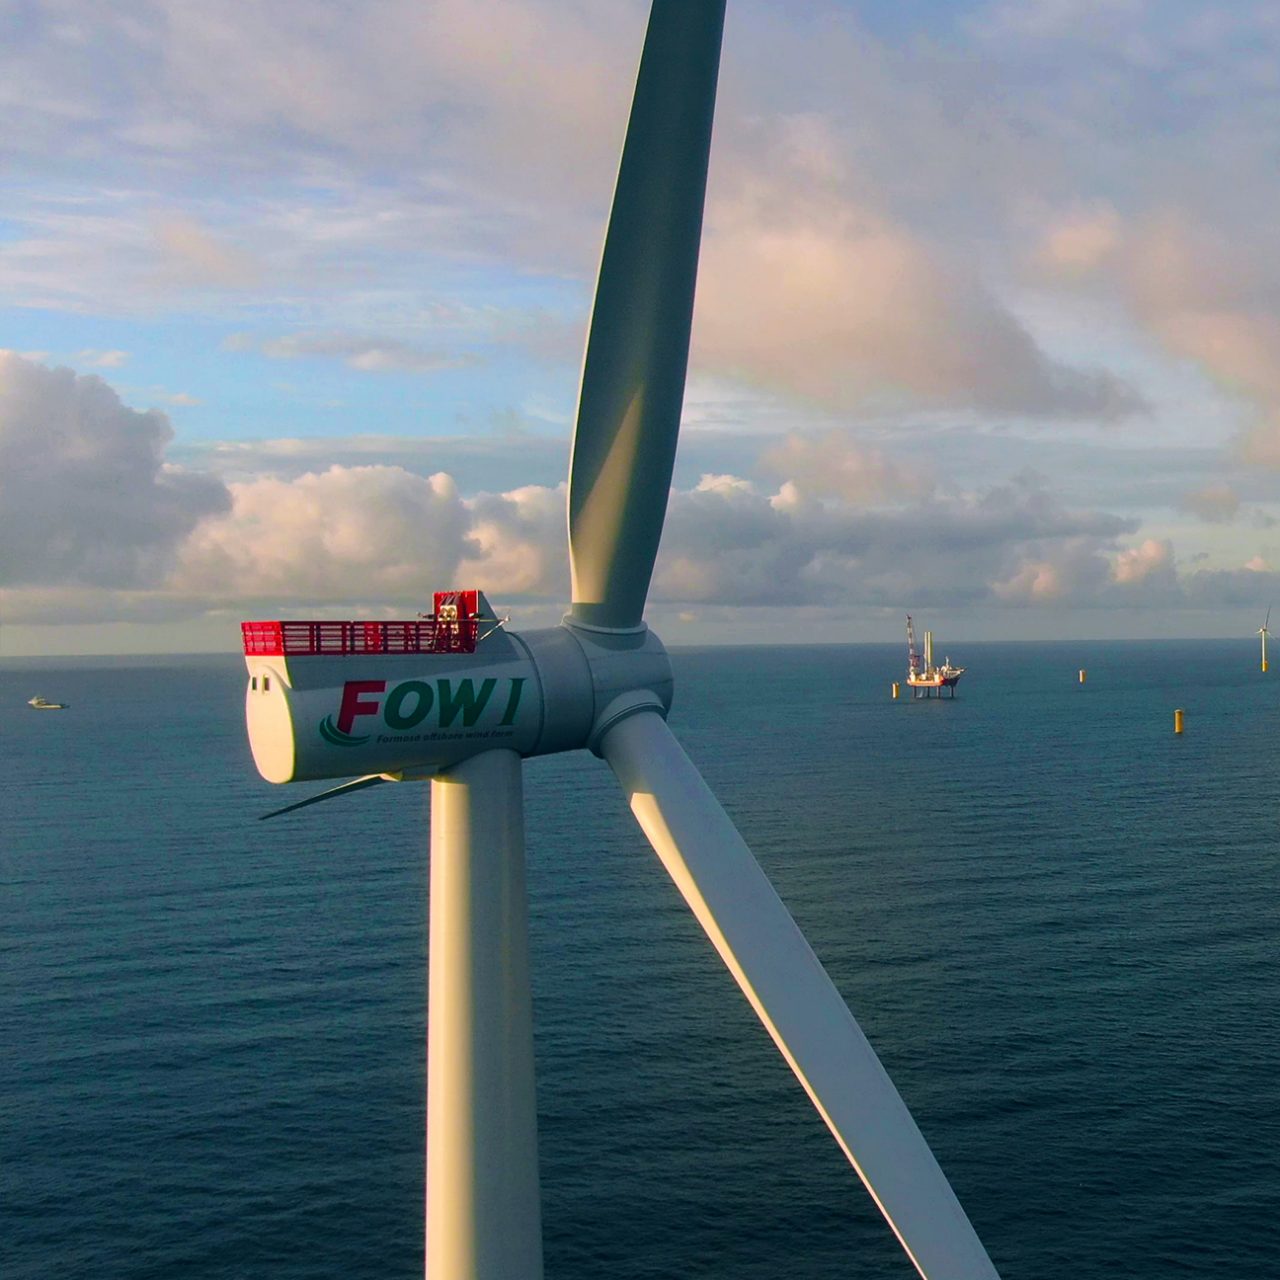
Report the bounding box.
[242,589,486,657]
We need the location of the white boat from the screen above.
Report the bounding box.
[28,696,68,710]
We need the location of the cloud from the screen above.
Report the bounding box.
[170,466,472,603]
[653,470,1139,609]
[0,352,229,588]
[1178,482,1240,524]
[1111,536,1175,587]
[0,0,1150,426]
[0,0,637,250]
[457,483,567,598]
[225,330,478,374]
[992,557,1071,602]
[1125,217,1280,464]
[76,348,130,367]
[1033,205,1280,464]
[11,1,1280,642]
[1184,561,1280,609]
[0,354,1154,625]
[760,431,933,504]
[0,357,1229,629]
[153,215,258,288]
[654,475,814,605]
[154,457,1163,619]
[182,430,575,495]
[695,180,1143,419]
[0,200,271,313]
[0,585,217,626]
[991,535,1179,605]
[183,418,799,497]
[0,18,630,329]
[1035,203,1123,276]
[169,465,567,608]
[994,535,1179,606]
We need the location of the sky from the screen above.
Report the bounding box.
[4,0,1280,655]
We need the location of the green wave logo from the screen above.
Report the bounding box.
[319,715,370,747]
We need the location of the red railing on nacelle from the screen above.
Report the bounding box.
[243,590,483,657]
[242,619,479,656]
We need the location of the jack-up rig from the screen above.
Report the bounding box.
[906,614,965,698]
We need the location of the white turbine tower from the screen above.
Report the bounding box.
[1259,607,1271,672]
[240,4,1002,1278]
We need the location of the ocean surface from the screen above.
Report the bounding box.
[3,640,1278,1279]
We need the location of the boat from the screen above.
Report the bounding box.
[28,696,68,710]
[904,615,964,698]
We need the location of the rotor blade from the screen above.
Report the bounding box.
[600,711,999,1280]
[567,0,725,631]
[259,772,393,820]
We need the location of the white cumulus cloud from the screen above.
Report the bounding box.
[696,185,1141,419]
[0,352,229,588]
[1111,537,1175,587]
[171,465,472,604]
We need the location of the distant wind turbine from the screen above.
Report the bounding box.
[238,3,1001,1277]
[1259,607,1271,672]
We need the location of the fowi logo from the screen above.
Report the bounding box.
[320,677,527,747]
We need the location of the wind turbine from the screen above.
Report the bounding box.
[1259,607,1271,672]
[240,3,1001,1277]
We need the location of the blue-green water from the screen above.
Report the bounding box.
[3,642,1278,1278]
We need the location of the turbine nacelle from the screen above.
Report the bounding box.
[244,607,673,784]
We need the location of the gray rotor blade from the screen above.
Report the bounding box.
[567,0,725,631]
[259,772,392,820]
[599,711,1000,1280]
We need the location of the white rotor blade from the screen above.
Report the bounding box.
[600,711,999,1280]
[567,0,725,630]
[259,772,394,820]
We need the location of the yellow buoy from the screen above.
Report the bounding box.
[1174,708,1184,734]
[891,682,900,700]
[1078,669,1086,684]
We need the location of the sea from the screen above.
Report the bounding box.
[3,640,1278,1279]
